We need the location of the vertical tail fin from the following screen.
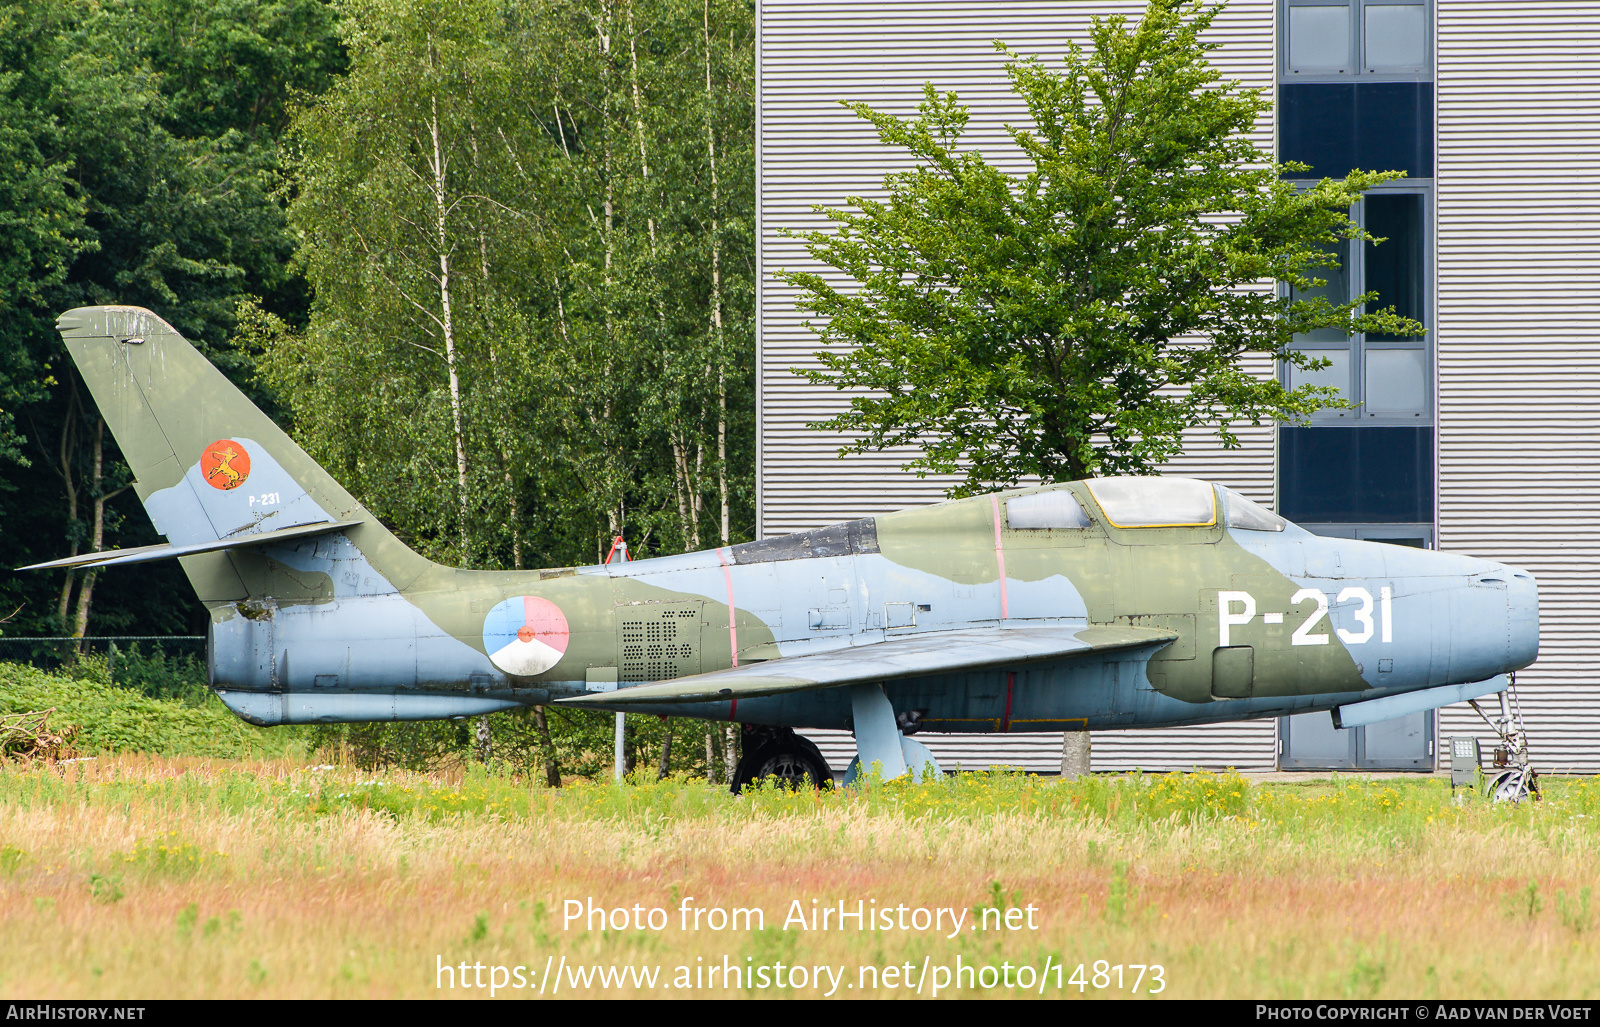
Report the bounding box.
[55,306,433,604]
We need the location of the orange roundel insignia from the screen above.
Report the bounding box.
[200,439,251,491]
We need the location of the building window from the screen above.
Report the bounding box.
[1283,187,1431,425]
[1284,0,1430,76]
[1287,4,1352,73]
[1296,524,1433,548]
[1363,5,1427,71]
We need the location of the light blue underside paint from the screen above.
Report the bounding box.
[146,437,329,545]
[215,689,522,726]
[156,443,1537,746]
[849,682,908,779]
[842,736,944,785]
[1332,675,1509,730]
[177,446,513,703]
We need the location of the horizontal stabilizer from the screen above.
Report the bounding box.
[557,624,1178,707]
[18,519,364,572]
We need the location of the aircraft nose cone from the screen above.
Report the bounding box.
[1505,566,1540,671]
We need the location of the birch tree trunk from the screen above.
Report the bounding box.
[475,716,492,765]
[477,226,524,569]
[656,724,674,780]
[55,390,79,629]
[424,79,471,566]
[625,0,656,250]
[704,0,731,548]
[71,417,108,639]
[707,0,737,776]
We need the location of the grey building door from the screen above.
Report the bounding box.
[1279,709,1435,771]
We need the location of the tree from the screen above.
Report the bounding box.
[277,0,755,573]
[780,0,1422,497]
[0,0,91,469]
[274,0,755,781]
[0,0,345,638]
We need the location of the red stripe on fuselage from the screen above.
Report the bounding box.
[718,546,740,721]
[990,496,1009,620]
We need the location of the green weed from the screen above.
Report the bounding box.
[1557,887,1592,932]
[1345,950,1389,998]
[86,873,122,904]
[1105,861,1135,927]
[121,834,222,878]
[1503,880,1544,921]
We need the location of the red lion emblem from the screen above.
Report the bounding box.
[200,439,251,491]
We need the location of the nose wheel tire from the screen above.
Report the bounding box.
[1487,768,1538,803]
[731,736,831,793]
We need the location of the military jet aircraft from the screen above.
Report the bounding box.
[28,306,1540,788]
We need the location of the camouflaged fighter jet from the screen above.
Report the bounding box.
[27,306,1540,787]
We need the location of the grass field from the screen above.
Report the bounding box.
[2,755,1598,1000]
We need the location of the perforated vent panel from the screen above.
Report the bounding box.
[618,604,703,682]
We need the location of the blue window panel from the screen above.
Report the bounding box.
[1279,426,1433,523]
[1279,82,1433,179]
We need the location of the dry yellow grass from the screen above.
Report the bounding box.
[1,754,1596,999]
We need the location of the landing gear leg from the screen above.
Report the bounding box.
[1468,675,1540,804]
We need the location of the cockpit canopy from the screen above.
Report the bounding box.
[1004,477,1288,533]
[1085,477,1217,528]
[1004,490,1093,529]
[1218,486,1287,532]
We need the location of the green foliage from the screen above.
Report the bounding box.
[1557,886,1592,933]
[308,719,474,774]
[3,0,758,649]
[1505,880,1544,921]
[0,0,92,464]
[0,660,307,758]
[0,0,345,639]
[120,834,221,880]
[131,0,346,141]
[781,0,1421,494]
[109,643,211,706]
[1343,947,1389,999]
[5,761,1600,840]
[311,704,731,785]
[1104,861,1134,926]
[86,872,123,904]
[271,0,756,570]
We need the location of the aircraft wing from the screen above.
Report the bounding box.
[17,519,365,571]
[557,624,1178,706]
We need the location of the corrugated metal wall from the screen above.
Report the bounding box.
[1434,1,1600,773]
[757,0,1280,772]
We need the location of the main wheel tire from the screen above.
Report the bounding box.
[732,740,831,793]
